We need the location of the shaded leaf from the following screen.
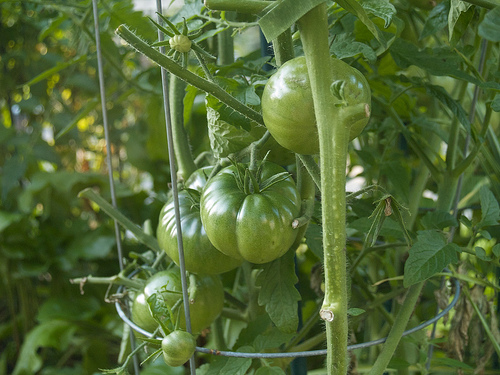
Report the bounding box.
[255,367,287,375]
[13,321,76,375]
[431,357,473,370]
[420,210,458,230]
[305,222,323,260]
[361,0,396,28]
[198,346,253,375]
[404,230,459,287]
[336,0,387,47]
[420,1,449,40]
[256,250,301,333]
[478,186,500,228]
[478,6,500,42]
[448,0,474,46]
[348,307,366,316]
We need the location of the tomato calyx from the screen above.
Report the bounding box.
[230,159,291,195]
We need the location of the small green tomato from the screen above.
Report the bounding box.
[162,330,196,367]
[169,34,192,53]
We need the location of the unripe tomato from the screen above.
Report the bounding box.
[261,56,371,155]
[157,167,243,275]
[169,34,192,53]
[131,268,224,334]
[161,330,196,367]
[200,161,301,264]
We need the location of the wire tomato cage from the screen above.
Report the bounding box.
[90,0,461,374]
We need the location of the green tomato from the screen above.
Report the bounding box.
[131,292,158,334]
[132,268,224,334]
[158,167,242,275]
[200,161,301,264]
[261,56,371,155]
[162,330,196,367]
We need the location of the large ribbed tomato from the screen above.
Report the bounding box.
[200,161,301,264]
[261,56,371,155]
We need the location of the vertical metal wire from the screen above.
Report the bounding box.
[155,1,196,373]
[91,1,140,373]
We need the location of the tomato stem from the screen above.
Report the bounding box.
[169,75,197,181]
[116,25,264,125]
[298,4,351,374]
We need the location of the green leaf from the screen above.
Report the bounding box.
[206,105,254,158]
[12,320,76,375]
[331,33,377,62]
[493,243,500,258]
[478,186,500,228]
[492,94,500,112]
[401,76,471,132]
[78,188,161,253]
[2,154,27,202]
[366,199,386,247]
[420,210,458,230]
[336,0,387,47]
[19,55,87,88]
[258,0,324,42]
[478,6,500,42]
[448,0,474,46]
[348,307,366,316]
[253,328,295,351]
[37,296,101,323]
[256,250,301,333]
[0,211,23,233]
[198,346,253,375]
[361,0,396,28]
[404,230,459,287]
[255,367,287,375]
[431,357,474,370]
[305,222,323,259]
[420,1,449,40]
[475,247,491,261]
[55,98,99,139]
[391,39,482,87]
[65,230,116,261]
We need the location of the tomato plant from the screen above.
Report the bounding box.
[161,330,197,367]
[200,161,301,264]
[157,167,243,274]
[13,1,499,374]
[261,55,371,155]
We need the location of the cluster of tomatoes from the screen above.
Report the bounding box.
[131,55,371,367]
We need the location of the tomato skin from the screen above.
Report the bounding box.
[161,330,196,367]
[261,56,371,155]
[158,166,242,274]
[157,188,243,275]
[132,268,224,334]
[131,292,158,334]
[200,161,301,264]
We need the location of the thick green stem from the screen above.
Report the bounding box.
[272,29,294,66]
[367,282,425,375]
[169,75,197,181]
[217,12,235,65]
[298,5,350,374]
[116,25,264,125]
[204,0,271,14]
